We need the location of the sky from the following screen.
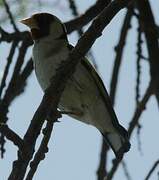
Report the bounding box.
[1,0,159,180]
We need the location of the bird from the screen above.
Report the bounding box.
[20,13,130,159]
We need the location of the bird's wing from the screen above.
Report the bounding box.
[68,44,130,158]
[81,58,121,127]
[83,56,131,158]
[67,44,122,129]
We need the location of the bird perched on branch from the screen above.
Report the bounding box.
[20,13,130,159]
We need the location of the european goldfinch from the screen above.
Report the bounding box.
[20,13,130,159]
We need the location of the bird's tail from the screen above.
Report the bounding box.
[102,127,131,159]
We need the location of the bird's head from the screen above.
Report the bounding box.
[20,13,67,40]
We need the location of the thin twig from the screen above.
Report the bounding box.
[3,0,19,32]
[122,160,132,180]
[136,17,143,154]
[106,82,153,180]
[96,139,108,180]
[0,41,30,157]
[155,92,159,108]
[0,41,18,98]
[9,58,34,99]
[68,0,83,36]
[106,2,159,177]
[1,40,30,105]
[110,9,133,105]
[144,160,159,180]
[97,9,133,180]
[136,19,142,105]
[65,0,111,34]
[128,81,153,137]
[0,124,24,150]
[137,0,159,89]
[0,58,33,158]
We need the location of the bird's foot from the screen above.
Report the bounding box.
[47,109,83,122]
[60,110,83,116]
[46,110,62,122]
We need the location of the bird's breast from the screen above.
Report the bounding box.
[32,42,69,91]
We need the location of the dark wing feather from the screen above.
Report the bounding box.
[67,44,128,137]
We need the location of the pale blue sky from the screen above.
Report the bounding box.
[1,0,159,180]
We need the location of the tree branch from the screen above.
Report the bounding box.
[137,1,159,110]
[3,0,19,32]
[68,0,83,36]
[0,124,24,150]
[105,3,159,175]
[65,0,111,34]
[67,0,98,71]
[128,81,153,137]
[97,8,133,180]
[0,41,32,157]
[122,160,132,180]
[110,8,133,105]
[96,139,108,180]
[25,120,54,180]
[0,41,18,98]
[106,81,153,180]
[0,27,32,44]
[144,160,159,180]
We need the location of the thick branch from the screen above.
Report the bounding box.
[25,120,54,180]
[67,0,98,70]
[0,27,32,44]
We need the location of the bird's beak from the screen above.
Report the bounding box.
[20,17,39,29]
